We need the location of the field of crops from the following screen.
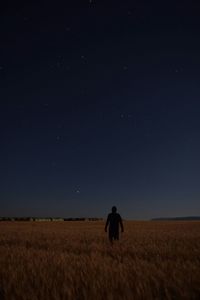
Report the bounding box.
[0,221,200,299]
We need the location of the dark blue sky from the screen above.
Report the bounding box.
[1,1,200,219]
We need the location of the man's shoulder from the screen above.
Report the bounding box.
[108,213,122,219]
[116,213,122,219]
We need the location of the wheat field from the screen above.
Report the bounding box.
[0,221,200,300]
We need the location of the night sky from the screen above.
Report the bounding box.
[1,1,200,219]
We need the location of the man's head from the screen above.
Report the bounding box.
[112,206,117,213]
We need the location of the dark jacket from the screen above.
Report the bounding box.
[105,212,124,233]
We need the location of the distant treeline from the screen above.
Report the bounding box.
[0,217,103,222]
[152,216,200,221]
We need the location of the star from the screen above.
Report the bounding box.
[56,136,61,141]
[51,161,57,168]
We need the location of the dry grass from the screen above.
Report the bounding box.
[0,221,200,299]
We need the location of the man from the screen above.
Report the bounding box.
[105,206,124,243]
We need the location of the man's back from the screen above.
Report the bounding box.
[105,206,124,242]
[107,212,122,231]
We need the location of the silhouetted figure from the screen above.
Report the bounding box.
[105,206,124,243]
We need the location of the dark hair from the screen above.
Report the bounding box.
[112,206,117,213]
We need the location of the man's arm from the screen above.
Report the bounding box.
[105,214,110,232]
